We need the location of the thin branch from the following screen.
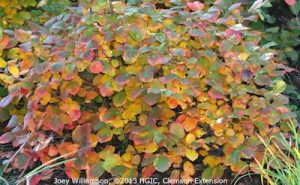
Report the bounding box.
[109,0,115,14]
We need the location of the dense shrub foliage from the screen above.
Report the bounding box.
[247,0,300,121]
[0,0,296,183]
[0,0,74,29]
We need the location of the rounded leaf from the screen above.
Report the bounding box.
[153,155,171,173]
[170,123,185,139]
[273,80,286,95]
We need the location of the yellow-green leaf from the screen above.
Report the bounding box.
[0,58,6,68]
[273,80,286,95]
[8,65,19,78]
[186,149,198,161]
[0,74,14,84]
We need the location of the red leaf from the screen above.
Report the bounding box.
[0,35,10,50]
[285,0,296,6]
[142,165,156,178]
[187,1,204,11]
[29,175,41,185]
[35,86,47,97]
[0,132,15,144]
[69,109,81,121]
[208,90,224,99]
[89,61,103,74]
[275,107,290,113]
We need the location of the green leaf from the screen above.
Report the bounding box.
[123,46,139,64]
[170,123,185,139]
[202,166,224,179]
[87,161,104,179]
[97,127,113,143]
[153,155,171,173]
[113,91,126,107]
[139,65,155,82]
[103,155,118,172]
[273,80,286,95]
[130,25,145,42]
[230,148,241,165]
[14,153,30,169]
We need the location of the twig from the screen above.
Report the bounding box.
[109,0,114,14]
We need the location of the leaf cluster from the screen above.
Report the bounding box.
[0,0,296,182]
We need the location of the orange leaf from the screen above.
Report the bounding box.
[203,156,221,167]
[65,167,80,179]
[182,117,197,131]
[57,142,79,157]
[183,161,195,176]
[48,145,58,157]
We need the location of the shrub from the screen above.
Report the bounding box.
[0,0,296,183]
[247,0,300,121]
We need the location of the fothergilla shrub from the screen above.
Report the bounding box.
[0,0,295,183]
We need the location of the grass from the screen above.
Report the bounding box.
[254,120,300,185]
[0,139,99,184]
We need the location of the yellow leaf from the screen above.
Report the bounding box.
[89,134,98,147]
[238,52,248,61]
[186,149,198,161]
[121,152,132,162]
[226,129,235,136]
[185,133,196,144]
[8,65,19,78]
[0,57,6,68]
[122,103,142,120]
[0,74,14,84]
[41,92,51,105]
[193,128,206,138]
[229,133,245,148]
[111,118,124,128]
[203,156,220,167]
[144,143,158,153]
